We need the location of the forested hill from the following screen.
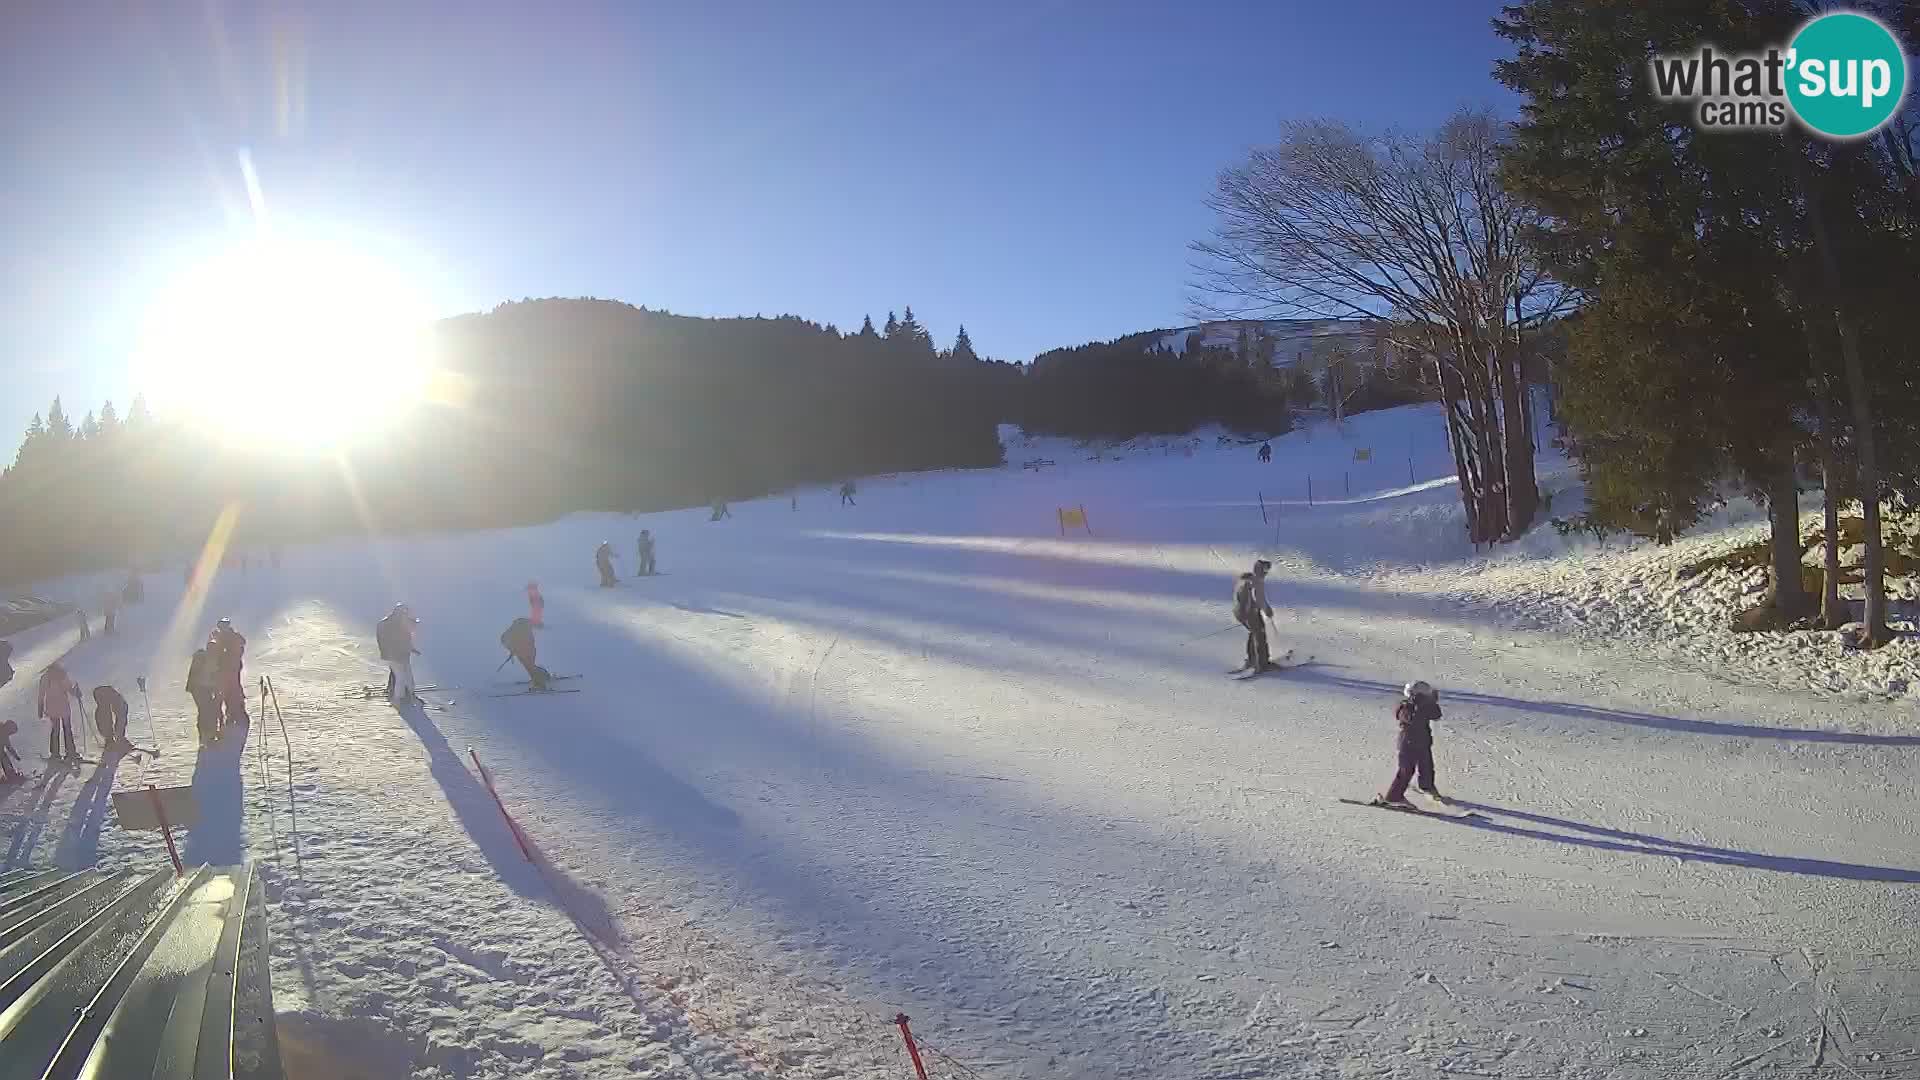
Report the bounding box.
[0,298,1020,585]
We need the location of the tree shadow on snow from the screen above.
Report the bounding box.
[1291,670,1920,746]
[394,701,625,943]
[1449,800,1920,883]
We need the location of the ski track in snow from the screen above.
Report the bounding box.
[3,403,1920,1078]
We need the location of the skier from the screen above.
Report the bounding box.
[0,640,14,690]
[214,618,248,728]
[709,497,732,521]
[1230,559,1277,673]
[595,541,618,587]
[377,603,421,705]
[499,617,551,691]
[92,684,130,751]
[636,530,656,576]
[839,480,857,506]
[103,595,118,635]
[1378,681,1444,807]
[76,610,90,641]
[39,661,78,761]
[187,636,220,745]
[1258,442,1272,464]
[526,581,545,628]
[0,719,21,782]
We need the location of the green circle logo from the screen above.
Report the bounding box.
[1786,12,1907,138]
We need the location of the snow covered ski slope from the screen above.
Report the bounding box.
[5,403,1920,1078]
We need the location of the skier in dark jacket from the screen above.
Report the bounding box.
[1258,442,1272,463]
[92,685,130,750]
[636,530,656,576]
[1380,680,1443,805]
[1231,559,1276,673]
[500,617,551,691]
[595,541,617,587]
[214,619,248,727]
[187,636,220,744]
[0,719,21,781]
[839,481,857,506]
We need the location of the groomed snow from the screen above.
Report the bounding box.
[4,402,1919,1078]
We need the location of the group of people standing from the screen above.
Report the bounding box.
[596,532,659,587]
[0,655,134,777]
[186,618,247,746]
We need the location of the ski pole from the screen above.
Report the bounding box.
[1179,624,1243,646]
[138,676,154,749]
[496,652,514,672]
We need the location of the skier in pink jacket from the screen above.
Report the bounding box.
[39,661,78,761]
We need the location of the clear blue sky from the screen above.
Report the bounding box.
[0,0,1515,441]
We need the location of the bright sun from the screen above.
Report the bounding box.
[135,235,438,451]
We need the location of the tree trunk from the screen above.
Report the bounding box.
[1495,336,1539,538]
[1763,445,1811,623]
[1436,357,1486,543]
[1801,140,1890,646]
[1809,344,1847,630]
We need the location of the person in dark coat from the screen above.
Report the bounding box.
[595,541,618,587]
[1258,442,1272,463]
[1230,559,1276,673]
[839,481,857,506]
[187,637,220,745]
[636,530,656,576]
[92,685,130,749]
[1381,681,1443,805]
[213,618,248,729]
[0,719,22,781]
[499,617,551,691]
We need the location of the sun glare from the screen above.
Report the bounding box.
[135,235,438,451]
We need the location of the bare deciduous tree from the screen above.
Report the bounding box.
[1191,109,1573,543]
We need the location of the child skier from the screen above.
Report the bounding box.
[636,530,656,576]
[500,617,552,691]
[1378,680,1444,807]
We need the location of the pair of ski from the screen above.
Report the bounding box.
[423,675,584,704]
[1338,793,1480,819]
[1228,650,1311,679]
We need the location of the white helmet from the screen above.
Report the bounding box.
[1403,680,1436,702]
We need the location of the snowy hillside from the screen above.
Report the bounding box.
[4,402,1919,1078]
[1155,318,1378,366]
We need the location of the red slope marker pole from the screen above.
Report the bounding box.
[894,1014,929,1080]
[147,783,184,877]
